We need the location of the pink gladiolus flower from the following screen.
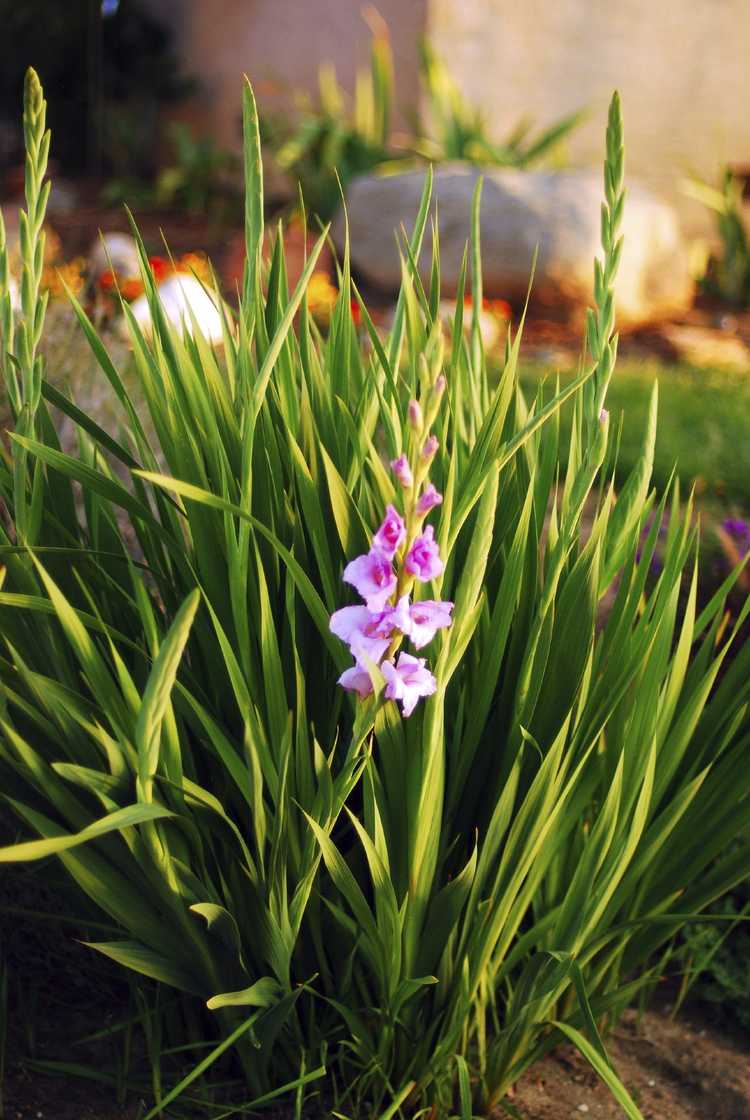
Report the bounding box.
[330,605,392,663]
[343,549,397,611]
[338,664,374,698]
[407,599,454,649]
[330,596,410,662]
[416,483,442,516]
[373,504,406,559]
[388,594,412,635]
[390,454,413,489]
[422,434,439,460]
[381,652,437,717]
[405,525,443,582]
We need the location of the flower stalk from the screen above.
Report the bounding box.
[331,360,453,717]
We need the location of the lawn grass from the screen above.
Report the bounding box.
[521,358,750,509]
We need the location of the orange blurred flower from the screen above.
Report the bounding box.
[463,294,511,317]
[307,271,339,323]
[120,277,145,301]
[149,255,170,282]
[178,252,211,284]
[41,256,86,298]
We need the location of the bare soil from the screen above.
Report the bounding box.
[4,1001,749,1119]
[511,1003,750,1120]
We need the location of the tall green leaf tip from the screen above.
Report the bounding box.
[242,76,264,294]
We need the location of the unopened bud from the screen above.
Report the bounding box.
[423,373,447,430]
[422,434,439,461]
[599,408,609,426]
[416,483,443,515]
[408,399,423,432]
[390,454,413,489]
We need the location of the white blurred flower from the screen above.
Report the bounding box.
[7,274,20,313]
[127,273,226,345]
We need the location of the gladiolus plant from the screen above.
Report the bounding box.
[0,71,749,1119]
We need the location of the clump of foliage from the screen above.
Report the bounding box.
[154,123,239,215]
[674,879,750,1031]
[1,70,749,1120]
[684,167,750,307]
[268,18,395,221]
[415,40,584,167]
[267,25,584,221]
[103,122,241,221]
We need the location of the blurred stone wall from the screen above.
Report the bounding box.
[150,0,426,147]
[427,0,750,238]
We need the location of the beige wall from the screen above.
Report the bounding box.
[427,0,750,237]
[155,0,427,148]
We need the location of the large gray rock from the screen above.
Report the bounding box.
[334,165,693,325]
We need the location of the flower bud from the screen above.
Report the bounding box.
[416,483,443,515]
[599,407,609,426]
[390,454,413,489]
[408,399,423,432]
[421,434,439,462]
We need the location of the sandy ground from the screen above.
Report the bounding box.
[511,1004,750,1120]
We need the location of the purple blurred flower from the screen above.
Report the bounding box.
[416,483,443,516]
[381,652,437,717]
[723,517,750,550]
[407,599,454,648]
[373,504,406,558]
[390,454,413,489]
[343,549,397,610]
[405,525,444,581]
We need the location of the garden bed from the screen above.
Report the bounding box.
[5,1000,749,1119]
[4,875,749,1120]
[5,832,749,1120]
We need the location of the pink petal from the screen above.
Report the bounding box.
[372,504,406,559]
[408,599,454,648]
[330,605,373,642]
[416,484,443,516]
[343,549,397,610]
[338,665,374,698]
[405,526,444,582]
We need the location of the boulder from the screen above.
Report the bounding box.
[89,232,141,282]
[333,165,693,326]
